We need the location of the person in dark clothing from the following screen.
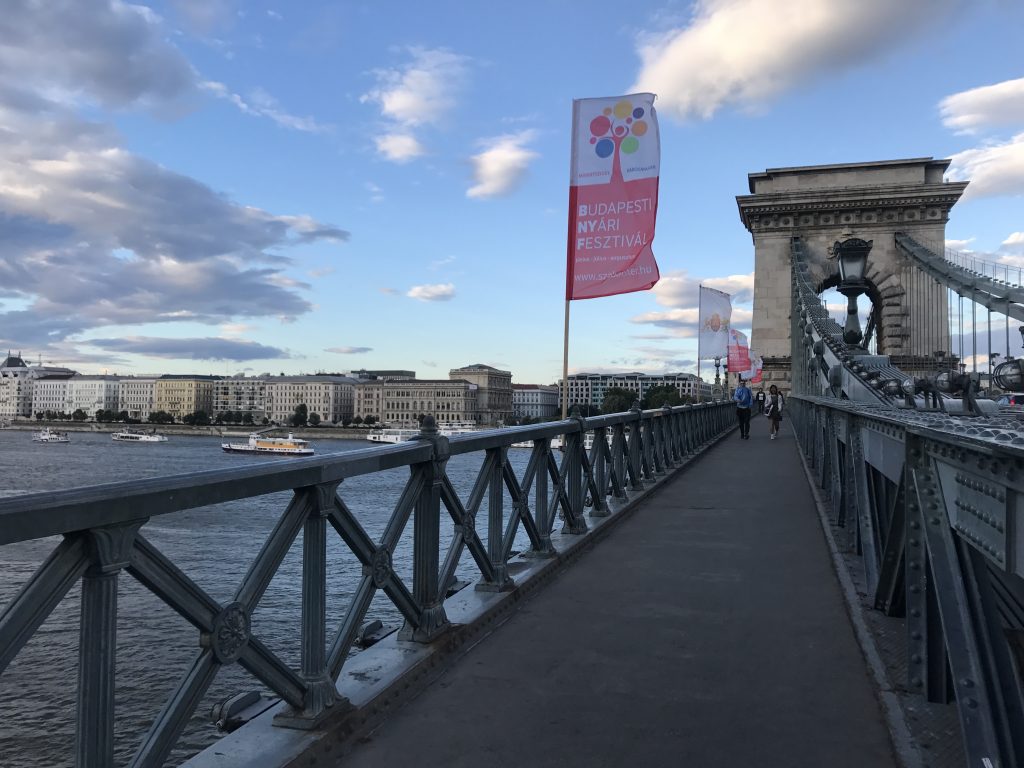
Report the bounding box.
[755,389,766,414]
[732,378,753,440]
[765,384,784,440]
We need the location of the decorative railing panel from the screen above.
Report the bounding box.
[790,396,1024,768]
[0,402,733,767]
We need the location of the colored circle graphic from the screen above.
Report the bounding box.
[614,125,626,136]
[631,120,648,136]
[603,107,612,115]
[621,136,639,154]
[633,107,645,119]
[590,115,611,136]
[594,138,614,158]
[613,100,632,119]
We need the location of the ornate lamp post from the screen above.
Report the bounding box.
[833,235,873,348]
[714,356,722,389]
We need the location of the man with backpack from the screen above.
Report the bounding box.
[732,378,753,440]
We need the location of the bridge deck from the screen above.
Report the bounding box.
[337,425,898,767]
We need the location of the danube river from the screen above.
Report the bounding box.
[0,429,536,767]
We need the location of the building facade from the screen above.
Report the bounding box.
[355,379,479,427]
[67,375,121,416]
[213,376,270,423]
[154,375,218,421]
[118,378,158,421]
[1,353,76,419]
[448,364,512,426]
[560,372,711,411]
[32,377,73,417]
[512,384,560,421]
[265,376,356,425]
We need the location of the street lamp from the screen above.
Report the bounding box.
[833,235,873,348]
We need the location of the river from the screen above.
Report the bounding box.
[0,429,536,767]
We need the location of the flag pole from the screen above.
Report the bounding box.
[561,299,570,419]
[697,283,702,398]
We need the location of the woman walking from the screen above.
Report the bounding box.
[765,384,784,440]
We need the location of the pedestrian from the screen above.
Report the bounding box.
[765,384,784,440]
[732,377,753,440]
[755,389,766,414]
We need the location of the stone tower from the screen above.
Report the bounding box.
[736,158,968,391]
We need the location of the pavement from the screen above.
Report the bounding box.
[338,421,899,768]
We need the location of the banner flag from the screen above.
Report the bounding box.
[727,328,750,373]
[566,93,660,300]
[745,351,763,384]
[699,286,732,358]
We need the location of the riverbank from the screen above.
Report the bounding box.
[0,422,374,441]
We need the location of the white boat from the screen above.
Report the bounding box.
[33,427,70,443]
[112,428,168,443]
[222,432,314,456]
[366,422,482,444]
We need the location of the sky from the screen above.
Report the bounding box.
[1,0,1022,385]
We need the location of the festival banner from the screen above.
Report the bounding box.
[698,286,732,358]
[727,328,750,374]
[566,93,660,300]
[745,351,763,384]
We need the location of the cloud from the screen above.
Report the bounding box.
[631,307,752,332]
[0,0,197,112]
[430,255,456,270]
[940,78,1024,134]
[948,133,1024,200]
[378,287,400,295]
[169,0,238,35]
[946,237,975,252]
[467,131,539,199]
[361,48,470,162]
[201,81,330,133]
[651,270,755,308]
[87,336,290,361]
[631,0,959,121]
[0,3,348,358]
[1003,232,1024,250]
[373,133,425,163]
[407,283,456,302]
[365,181,384,203]
[326,346,372,354]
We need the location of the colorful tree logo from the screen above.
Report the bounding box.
[588,98,650,183]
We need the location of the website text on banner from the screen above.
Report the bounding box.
[728,329,750,374]
[698,286,732,359]
[566,93,660,300]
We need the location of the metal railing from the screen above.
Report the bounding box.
[0,402,734,767]
[790,395,1024,768]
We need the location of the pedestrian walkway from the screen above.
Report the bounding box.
[339,424,898,768]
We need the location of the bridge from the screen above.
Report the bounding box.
[2,158,1023,768]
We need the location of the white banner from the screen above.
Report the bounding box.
[698,286,732,358]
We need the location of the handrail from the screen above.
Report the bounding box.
[0,401,735,767]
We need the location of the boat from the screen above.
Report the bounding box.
[366,422,482,444]
[32,427,70,443]
[222,432,314,456]
[112,428,168,443]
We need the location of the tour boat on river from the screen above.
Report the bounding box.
[112,428,168,443]
[32,427,70,443]
[221,432,314,456]
[366,423,482,444]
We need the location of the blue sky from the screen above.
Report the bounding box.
[1,0,1022,384]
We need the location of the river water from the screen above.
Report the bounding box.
[0,429,536,767]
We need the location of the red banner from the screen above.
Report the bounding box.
[566,93,660,300]
[727,329,750,373]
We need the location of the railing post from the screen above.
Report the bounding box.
[76,522,143,768]
[275,481,342,727]
[477,447,515,590]
[627,402,643,491]
[590,425,610,517]
[402,416,451,642]
[528,438,556,555]
[561,409,588,534]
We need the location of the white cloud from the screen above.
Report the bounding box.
[940,78,1024,134]
[631,0,958,121]
[430,255,456,270]
[948,133,1024,200]
[201,81,329,133]
[407,283,456,302]
[326,346,372,354]
[1003,232,1024,249]
[373,133,425,163]
[631,307,752,333]
[365,181,384,203]
[945,237,975,252]
[361,48,470,162]
[650,270,755,308]
[467,131,539,199]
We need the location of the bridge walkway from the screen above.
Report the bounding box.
[338,423,898,767]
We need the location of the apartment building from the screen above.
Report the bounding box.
[448,364,512,426]
[265,376,356,424]
[560,372,711,410]
[154,375,218,421]
[512,384,559,420]
[67,375,121,416]
[118,377,158,421]
[213,376,270,422]
[355,379,479,427]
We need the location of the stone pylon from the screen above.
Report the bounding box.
[736,158,968,390]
